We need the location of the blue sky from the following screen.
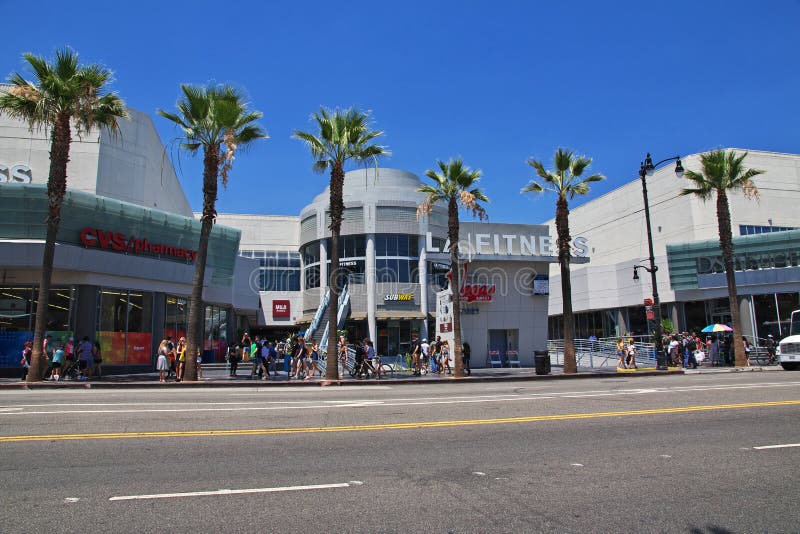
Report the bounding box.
[2,0,798,224]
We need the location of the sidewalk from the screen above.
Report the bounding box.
[0,364,683,389]
[1,363,785,389]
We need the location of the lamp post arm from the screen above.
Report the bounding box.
[652,156,680,168]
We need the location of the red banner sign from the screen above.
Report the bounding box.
[272,300,290,318]
[80,227,197,262]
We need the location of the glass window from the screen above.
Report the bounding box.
[302,242,320,265]
[305,265,320,289]
[397,235,408,257]
[126,292,152,364]
[376,235,388,256]
[777,292,800,338]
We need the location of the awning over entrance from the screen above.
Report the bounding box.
[375,311,426,320]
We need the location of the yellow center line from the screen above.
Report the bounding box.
[2,400,798,443]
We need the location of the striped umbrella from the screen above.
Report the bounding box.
[701,324,733,333]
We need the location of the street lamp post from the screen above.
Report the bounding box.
[636,153,684,370]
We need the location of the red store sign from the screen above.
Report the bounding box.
[80,227,197,262]
[272,300,290,318]
[447,263,496,302]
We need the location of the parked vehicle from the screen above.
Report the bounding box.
[777,310,800,370]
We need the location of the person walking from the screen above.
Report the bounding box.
[91,340,103,379]
[227,343,240,377]
[616,337,627,369]
[20,341,32,381]
[743,337,752,367]
[462,342,471,376]
[338,335,348,376]
[765,334,777,364]
[77,336,94,380]
[441,340,451,375]
[411,335,422,376]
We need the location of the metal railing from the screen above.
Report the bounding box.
[548,336,657,368]
[304,287,330,341]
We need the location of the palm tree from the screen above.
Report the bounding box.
[521,148,604,374]
[0,48,128,382]
[680,149,763,367]
[418,158,489,378]
[158,84,266,381]
[293,108,388,380]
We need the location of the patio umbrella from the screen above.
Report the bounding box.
[701,324,733,333]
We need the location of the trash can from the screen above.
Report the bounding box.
[534,350,550,375]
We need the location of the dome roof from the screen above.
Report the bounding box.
[302,168,427,213]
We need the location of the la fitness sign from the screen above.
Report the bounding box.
[80,227,197,262]
[426,231,588,258]
[0,163,32,183]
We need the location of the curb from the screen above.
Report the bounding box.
[0,369,685,389]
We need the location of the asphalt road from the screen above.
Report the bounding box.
[1,372,799,533]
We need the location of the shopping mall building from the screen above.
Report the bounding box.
[544,149,800,343]
[2,94,797,374]
[0,101,575,373]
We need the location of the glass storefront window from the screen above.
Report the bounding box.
[0,286,75,367]
[165,296,188,342]
[776,293,799,338]
[97,288,153,366]
[203,304,229,363]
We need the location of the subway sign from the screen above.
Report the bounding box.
[80,227,197,262]
[384,293,414,302]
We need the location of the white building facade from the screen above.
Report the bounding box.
[544,149,800,342]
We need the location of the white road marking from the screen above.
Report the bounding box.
[109,481,355,501]
[570,463,584,467]
[473,472,486,476]
[63,497,80,503]
[752,443,800,450]
[659,455,672,458]
[4,380,799,416]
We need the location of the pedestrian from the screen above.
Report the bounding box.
[228,343,240,377]
[307,342,321,378]
[462,342,471,376]
[441,340,451,375]
[293,336,307,378]
[176,338,186,381]
[92,340,103,378]
[78,336,94,380]
[363,339,377,378]
[241,333,252,365]
[743,337,752,367]
[51,342,65,381]
[411,335,422,376]
[156,339,169,382]
[616,337,627,369]
[259,340,271,380]
[626,336,637,369]
[338,335,348,376]
[668,335,680,367]
[196,347,203,379]
[20,341,32,381]
[42,334,54,380]
[421,338,431,373]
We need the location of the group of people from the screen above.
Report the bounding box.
[20,334,102,381]
[155,336,193,382]
[664,332,764,368]
[616,336,638,369]
[228,333,322,380]
[409,335,467,376]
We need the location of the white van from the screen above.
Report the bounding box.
[777,310,800,370]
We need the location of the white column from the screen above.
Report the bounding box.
[418,236,428,337]
[366,233,377,344]
[319,239,328,291]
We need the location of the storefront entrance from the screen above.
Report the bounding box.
[488,329,519,366]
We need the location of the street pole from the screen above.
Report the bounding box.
[637,153,683,370]
[639,166,666,369]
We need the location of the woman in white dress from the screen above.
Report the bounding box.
[156,339,169,382]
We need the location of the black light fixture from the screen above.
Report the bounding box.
[633,267,639,281]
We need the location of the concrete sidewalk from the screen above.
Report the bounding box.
[1,363,784,389]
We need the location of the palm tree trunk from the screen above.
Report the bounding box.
[448,197,464,378]
[326,163,345,380]
[556,197,576,374]
[28,113,71,383]
[716,190,746,367]
[184,146,219,381]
